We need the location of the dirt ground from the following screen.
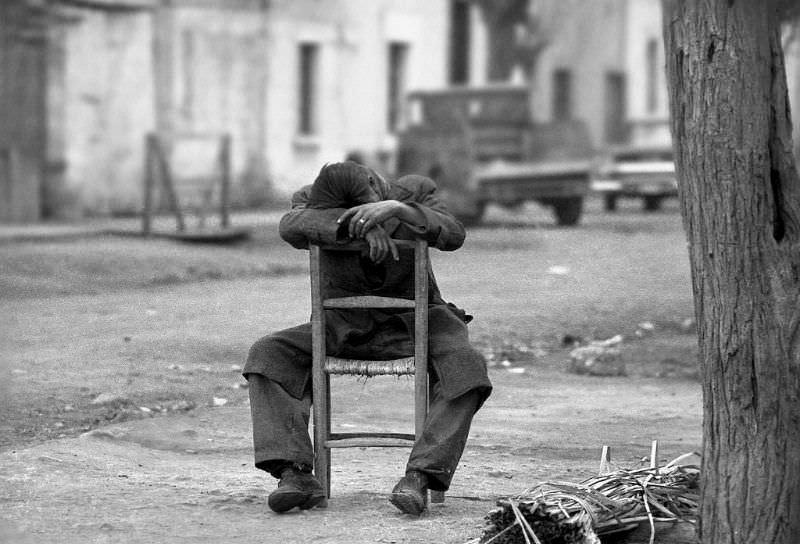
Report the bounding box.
[0,198,702,543]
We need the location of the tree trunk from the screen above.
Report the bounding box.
[662,1,800,543]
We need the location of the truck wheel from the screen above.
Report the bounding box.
[643,195,662,211]
[457,201,487,227]
[553,197,583,226]
[604,194,618,212]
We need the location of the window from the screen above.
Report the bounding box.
[298,43,319,135]
[605,71,628,144]
[646,39,659,114]
[552,69,573,120]
[387,42,409,133]
[449,0,471,85]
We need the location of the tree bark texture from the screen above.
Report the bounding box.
[663,1,800,543]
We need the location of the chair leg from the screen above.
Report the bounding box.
[431,490,445,504]
[324,376,331,499]
[313,373,331,502]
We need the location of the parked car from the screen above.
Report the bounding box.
[396,85,593,226]
[591,144,677,211]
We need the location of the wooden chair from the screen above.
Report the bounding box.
[309,238,445,505]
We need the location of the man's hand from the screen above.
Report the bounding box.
[338,201,403,239]
[363,225,399,262]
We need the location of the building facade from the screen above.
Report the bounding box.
[467,0,669,150]
[3,0,797,221]
[4,0,451,220]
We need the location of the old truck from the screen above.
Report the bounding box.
[395,85,593,226]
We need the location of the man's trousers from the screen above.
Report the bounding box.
[246,372,482,491]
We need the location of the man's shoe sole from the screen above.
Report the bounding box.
[389,490,426,516]
[299,490,326,510]
[268,488,311,513]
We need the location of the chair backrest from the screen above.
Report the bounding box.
[309,238,430,431]
[309,238,428,310]
[307,238,446,503]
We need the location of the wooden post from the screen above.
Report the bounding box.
[599,445,611,474]
[219,133,231,229]
[5,148,19,221]
[413,239,429,437]
[650,440,659,470]
[152,135,184,232]
[142,134,155,236]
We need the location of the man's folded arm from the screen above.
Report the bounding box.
[278,186,349,248]
[278,177,467,251]
[279,208,348,249]
[391,177,466,251]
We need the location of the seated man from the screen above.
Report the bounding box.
[244,161,492,515]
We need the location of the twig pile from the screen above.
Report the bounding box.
[477,451,700,544]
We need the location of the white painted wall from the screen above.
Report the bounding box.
[526,0,627,149]
[48,1,800,216]
[60,9,156,215]
[49,0,450,215]
[263,0,449,195]
[625,0,671,146]
[170,5,270,205]
[784,25,800,158]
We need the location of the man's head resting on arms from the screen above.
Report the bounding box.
[306,160,433,263]
[308,161,390,209]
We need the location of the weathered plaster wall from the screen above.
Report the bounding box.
[784,26,800,159]
[263,0,449,195]
[48,0,450,215]
[57,8,155,216]
[625,0,670,146]
[168,4,270,206]
[527,0,628,149]
[0,1,47,222]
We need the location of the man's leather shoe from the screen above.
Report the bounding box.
[389,471,428,515]
[268,467,325,513]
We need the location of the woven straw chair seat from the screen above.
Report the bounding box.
[324,356,416,377]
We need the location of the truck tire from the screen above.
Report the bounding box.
[604,194,618,212]
[456,200,487,227]
[643,195,663,211]
[553,197,583,226]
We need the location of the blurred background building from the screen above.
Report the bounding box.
[1,0,798,222]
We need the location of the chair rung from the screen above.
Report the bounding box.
[323,295,415,309]
[326,432,416,449]
[325,356,416,376]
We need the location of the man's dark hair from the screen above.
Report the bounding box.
[309,162,387,209]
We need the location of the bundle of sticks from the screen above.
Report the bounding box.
[477,444,700,544]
